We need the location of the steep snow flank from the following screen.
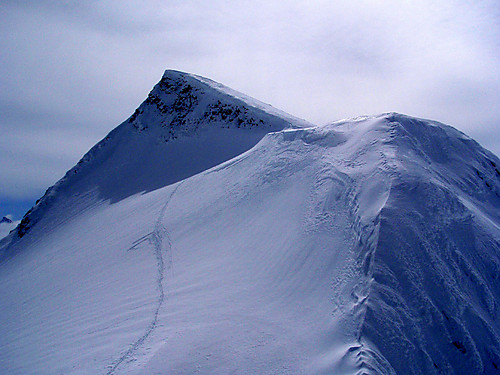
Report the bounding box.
[328,113,500,374]
[1,71,312,250]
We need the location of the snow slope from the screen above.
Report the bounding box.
[1,70,311,244]
[0,72,499,375]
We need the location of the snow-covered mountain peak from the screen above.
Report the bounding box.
[0,216,13,224]
[0,216,19,241]
[2,71,312,245]
[315,113,500,224]
[127,69,311,136]
[328,112,497,168]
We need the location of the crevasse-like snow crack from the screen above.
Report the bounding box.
[107,182,183,375]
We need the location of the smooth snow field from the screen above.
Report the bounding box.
[0,71,499,374]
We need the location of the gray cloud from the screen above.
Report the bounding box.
[1,0,499,217]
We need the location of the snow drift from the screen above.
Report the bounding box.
[0,71,499,375]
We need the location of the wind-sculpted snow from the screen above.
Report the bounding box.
[349,115,500,374]
[0,71,499,374]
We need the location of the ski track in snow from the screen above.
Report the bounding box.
[107,182,183,375]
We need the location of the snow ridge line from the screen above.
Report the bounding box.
[350,129,400,374]
[107,182,184,375]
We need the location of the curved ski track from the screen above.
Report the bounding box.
[107,182,183,374]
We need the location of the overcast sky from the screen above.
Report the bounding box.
[1,0,499,218]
